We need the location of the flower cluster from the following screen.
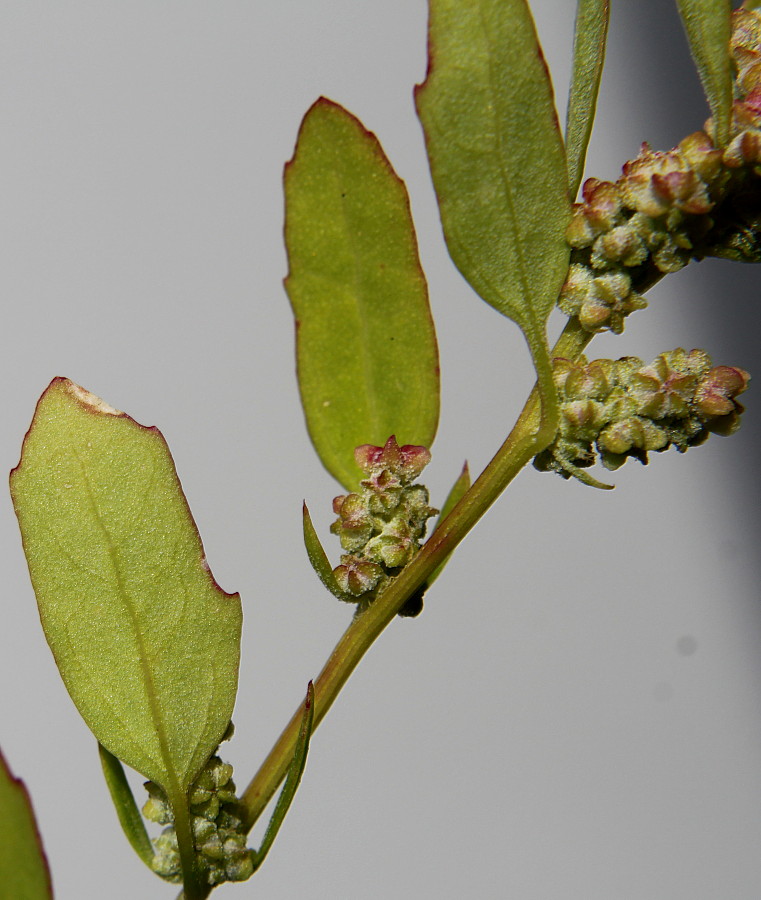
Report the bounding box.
[331,436,436,605]
[559,8,761,332]
[145,749,253,886]
[534,349,749,481]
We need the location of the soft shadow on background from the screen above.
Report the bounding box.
[1,3,759,899]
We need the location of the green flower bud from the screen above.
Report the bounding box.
[143,782,172,825]
[627,354,700,419]
[333,555,385,596]
[559,356,616,401]
[151,829,181,882]
[677,132,724,185]
[560,399,608,441]
[591,224,649,269]
[330,492,374,552]
[198,829,225,862]
[225,850,255,883]
[598,415,668,457]
[361,468,404,514]
[559,266,646,335]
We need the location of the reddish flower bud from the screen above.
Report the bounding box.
[695,366,750,417]
[354,435,431,483]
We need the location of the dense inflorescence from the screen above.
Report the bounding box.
[559,8,761,333]
[145,751,253,886]
[534,349,749,481]
[330,436,437,610]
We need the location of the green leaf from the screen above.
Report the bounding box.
[566,0,610,198]
[676,0,733,147]
[10,378,242,799]
[98,743,155,870]
[425,461,470,589]
[302,502,352,602]
[285,98,440,491]
[0,750,52,900]
[251,682,315,872]
[436,461,472,524]
[415,0,571,358]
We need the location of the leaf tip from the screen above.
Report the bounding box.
[62,379,123,416]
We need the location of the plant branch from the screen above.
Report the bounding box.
[238,320,590,825]
[175,314,606,900]
[171,790,203,900]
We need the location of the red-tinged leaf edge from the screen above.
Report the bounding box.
[0,749,53,899]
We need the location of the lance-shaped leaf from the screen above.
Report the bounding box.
[99,743,155,870]
[285,98,440,491]
[676,0,733,147]
[566,0,610,198]
[251,682,315,872]
[10,379,242,798]
[415,0,571,359]
[302,502,352,602]
[0,750,52,900]
[425,461,470,589]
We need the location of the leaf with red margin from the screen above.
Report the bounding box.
[285,98,440,491]
[10,379,242,797]
[0,749,53,900]
[415,0,570,366]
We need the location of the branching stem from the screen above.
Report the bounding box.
[175,316,595,900]
[240,323,590,823]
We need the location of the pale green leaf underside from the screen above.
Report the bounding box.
[415,0,571,354]
[676,0,733,147]
[11,379,242,793]
[0,750,52,900]
[285,98,440,491]
[566,0,610,198]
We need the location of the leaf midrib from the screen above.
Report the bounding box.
[73,449,181,795]
[335,166,381,441]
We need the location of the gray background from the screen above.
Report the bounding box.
[1,2,760,898]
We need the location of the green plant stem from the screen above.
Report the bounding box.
[177,216,668,900]
[175,317,593,900]
[239,324,589,822]
[172,793,203,900]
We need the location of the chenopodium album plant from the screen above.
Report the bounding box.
[2,1,757,896]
